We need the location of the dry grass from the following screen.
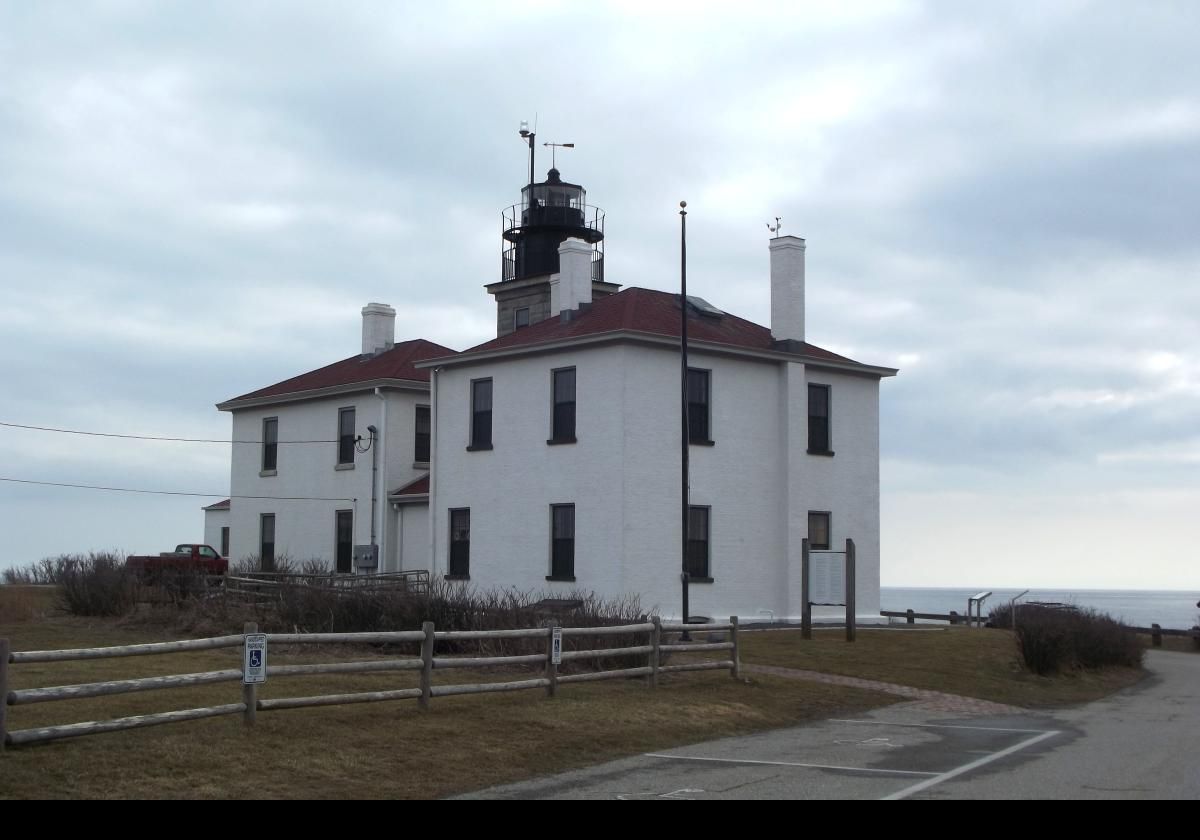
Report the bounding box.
[0,587,58,625]
[740,626,1145,708]
[0,609,890,799]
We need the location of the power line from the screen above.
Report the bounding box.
[0,477,354,502]
[0,421,338,445]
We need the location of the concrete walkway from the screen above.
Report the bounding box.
[745,663,1027,716]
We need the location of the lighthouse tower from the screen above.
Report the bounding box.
[487,128,620,336]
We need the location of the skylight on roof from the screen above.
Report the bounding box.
[685,295,724,318]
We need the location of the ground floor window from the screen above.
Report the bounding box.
[260,514,276,572]
[808,511,831,551]
[449,508,470,577]
[336,510,353,574]
[686,506,710,579]
[549,504,575,580]
[220,526,230,557]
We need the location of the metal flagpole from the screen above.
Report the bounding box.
[679,201,691,632]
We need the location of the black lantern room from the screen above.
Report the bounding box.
[501,167,605,283]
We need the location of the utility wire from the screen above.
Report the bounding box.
[0,421,338,445]
[0,477,354,502]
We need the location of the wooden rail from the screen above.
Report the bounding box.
[1,616,740,750]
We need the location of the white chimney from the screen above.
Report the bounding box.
[769,236,806,343]
[361,302,396,356]
[549,238,593,316]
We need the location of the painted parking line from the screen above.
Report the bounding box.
[831,718,1053,735]
[643,753,938,777]
[882,729,1061,800]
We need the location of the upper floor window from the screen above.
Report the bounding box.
[549,504,575,580]
[469,379,493,450]
[687,368,712,445]
[808,383,832,454]
[449,508,471,578]
[550,367,576,443]
[338,407,356,465]
[514,307,530,329]
[808,511,831,551]
[415,405,431,463]
[261,417,278,472]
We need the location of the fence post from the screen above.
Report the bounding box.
[801,538,812,640]
[0,638,9,752]
[649,616,661,689]
[1151,624,1162,648]
[419,621,435,710]
[242,622,257,727]
[729,616,740,680]
[545,623,559,698]
[845,538,856,643]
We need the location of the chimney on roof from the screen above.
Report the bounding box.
[361,302,396,356]
[550,237,593,318]
[769,236,806,344]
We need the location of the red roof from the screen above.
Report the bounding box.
[203,498,230,511]
[391,474,429,496]
[460,287,861,365]
[226,339,457,404]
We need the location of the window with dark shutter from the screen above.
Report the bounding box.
[338,407,356,465]
[336,510,354,574]
[686,506,710,579]
[808,511,831,551]
[449,508,470,577]
[470,379,493,450]
[687,368,711,444]
[551,368,576,443]
[262,417,278,471]
[808,383,831,454]
[549,504,575,579]
[415,405,431,463]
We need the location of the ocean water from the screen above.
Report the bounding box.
[881,587,1200,631]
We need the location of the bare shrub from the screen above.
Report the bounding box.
[57,552,138,617]
[1012,605,1143,675]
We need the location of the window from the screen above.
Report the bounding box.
[550,367,576,443]
[514,307,530,329]
[338,407,356,465]
[687,368,712,444]
[449,508,470,577]
[549,504,575,580]
[808,383,832,454]
[199,545,218,559]
[808,511,831,551]
[686,506,710,579]
[469,379,493,450]
[220,527,230,558]
[336,510,353,574]
[261,417,278,472]
[260,514,276,572]
[415,405,431,463]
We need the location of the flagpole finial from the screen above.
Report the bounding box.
[679,200,687,215]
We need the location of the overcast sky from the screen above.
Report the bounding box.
[2,1,1197,590]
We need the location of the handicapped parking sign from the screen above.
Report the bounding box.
[243,634,268,685]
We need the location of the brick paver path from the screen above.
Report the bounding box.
[746,663,1028,716]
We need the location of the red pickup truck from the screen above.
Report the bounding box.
[126,544,228,578]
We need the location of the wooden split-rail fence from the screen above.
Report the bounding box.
[0,616,740,750]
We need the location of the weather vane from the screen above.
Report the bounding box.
[543,142,575,169]
[767,217,782,238]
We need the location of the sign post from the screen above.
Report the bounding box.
[242,624,266,726]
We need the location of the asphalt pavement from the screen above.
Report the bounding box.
[459,649,1200,799]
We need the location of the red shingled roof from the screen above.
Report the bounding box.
[227,339,457,403]
[461,287,861,365]
[391,474,429,496]
[203,498,230,511]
